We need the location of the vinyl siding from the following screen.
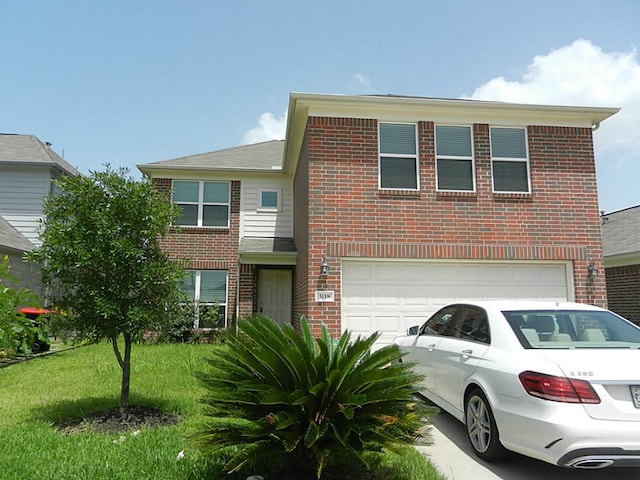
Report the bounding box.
[241,179,293,238]
[0,166,52,245]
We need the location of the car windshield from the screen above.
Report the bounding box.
[502,309,640,349]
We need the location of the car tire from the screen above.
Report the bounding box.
[465,388,508,461]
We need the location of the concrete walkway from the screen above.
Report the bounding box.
[417,423,501,480]
[421,410,640,480]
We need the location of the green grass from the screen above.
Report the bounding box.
[0,342,446,480]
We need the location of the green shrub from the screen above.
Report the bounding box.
[149,302,226,344]
[193,315,434,479]
[0,256,47,357]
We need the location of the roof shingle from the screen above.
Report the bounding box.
[602,205,640,257]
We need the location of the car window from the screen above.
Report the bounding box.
[503,309,640,349]
[450,305,490,344]
[420,306,457,336]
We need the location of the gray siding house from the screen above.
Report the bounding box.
[602,205,640,325]
[0,133,78,294]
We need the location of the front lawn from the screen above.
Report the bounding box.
[0,342,445,479]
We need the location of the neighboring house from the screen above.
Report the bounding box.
[602,205,640,325]
[0,215,37,290]
[0,133,78,295]
[139,93,618,345]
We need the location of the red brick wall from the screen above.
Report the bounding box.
[295,116,607,336]
[606,264,640,325]
[155,178,242,322]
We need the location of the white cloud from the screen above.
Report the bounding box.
[467,39,640,156]
[355,73,376,93]
[242,111,287,145]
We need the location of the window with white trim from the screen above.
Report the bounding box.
[180,270,228,328]
[379,123,419,190]
[173,180,230,227]
[258,189,281,212]
[490,127,530,193]
[435,125,474,191]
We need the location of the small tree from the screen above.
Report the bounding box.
[28,166,185,409]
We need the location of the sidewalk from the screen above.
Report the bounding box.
[417,424,502,480]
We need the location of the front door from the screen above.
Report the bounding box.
[258,269,292,326]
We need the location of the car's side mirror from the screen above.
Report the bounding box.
[407,325,419,336]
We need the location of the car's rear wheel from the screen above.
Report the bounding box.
[465,388,508,461]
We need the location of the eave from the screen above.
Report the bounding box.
[283,92,620,175]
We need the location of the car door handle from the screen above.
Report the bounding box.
[427,344,437,351]
[461,349,473,358]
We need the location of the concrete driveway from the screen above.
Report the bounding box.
[420,409,640,480]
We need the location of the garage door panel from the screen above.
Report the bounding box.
[342,260,569,347]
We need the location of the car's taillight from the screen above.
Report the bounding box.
[518,371,601,404]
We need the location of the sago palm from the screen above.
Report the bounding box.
[193,315,433,479]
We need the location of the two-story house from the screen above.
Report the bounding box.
[139,93,618,345]
[0,133,78,293]
[602,205,640,325]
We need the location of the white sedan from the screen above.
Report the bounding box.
[394,300,640,469]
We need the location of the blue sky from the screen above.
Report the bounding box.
[1,0,639,213]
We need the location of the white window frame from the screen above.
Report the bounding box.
[181,269,228,328]
[258,188,281,212]
[378,122,420,191]
[172,180,230,227]
[435,124,475,192]
[490,127,531,194]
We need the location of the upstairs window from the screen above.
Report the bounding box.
[259,189,281,212]
[173,180,230,227]
[490,127,530,193]
[379,123,419,190]
[435,125,474,191]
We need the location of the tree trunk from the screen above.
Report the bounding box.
[112,332,132,409]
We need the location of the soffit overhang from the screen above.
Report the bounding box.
[283,92,620,175]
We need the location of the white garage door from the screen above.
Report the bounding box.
[341,260,571,346]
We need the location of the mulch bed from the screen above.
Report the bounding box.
[56,405,179,434]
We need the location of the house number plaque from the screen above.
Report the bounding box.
[315,290,335,302]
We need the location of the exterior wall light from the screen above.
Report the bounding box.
[587,262,597,279]
[320,257,329,276]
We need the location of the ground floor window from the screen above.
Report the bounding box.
[180,270,227,328]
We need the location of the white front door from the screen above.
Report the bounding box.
[258,269,292,326]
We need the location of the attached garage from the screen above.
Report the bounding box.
[341,259,572,346]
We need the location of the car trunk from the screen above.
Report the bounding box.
[540,349,640,421]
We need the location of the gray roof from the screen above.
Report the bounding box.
[239,237,296,254]
[0,215,34,253]
[602,205,640,257]
[139,140,285,172]
[0,133,78,175]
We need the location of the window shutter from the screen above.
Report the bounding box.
[491,128,526,158]
[493,161,529,192]
[436,126,472,157]
[380,123,416,155]
[437,159,473,191]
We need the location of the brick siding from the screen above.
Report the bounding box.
[155,178,241,322]
[606,264,640,325]
[295,116,607,337]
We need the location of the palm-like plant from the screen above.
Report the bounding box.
[193,315,433,479]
